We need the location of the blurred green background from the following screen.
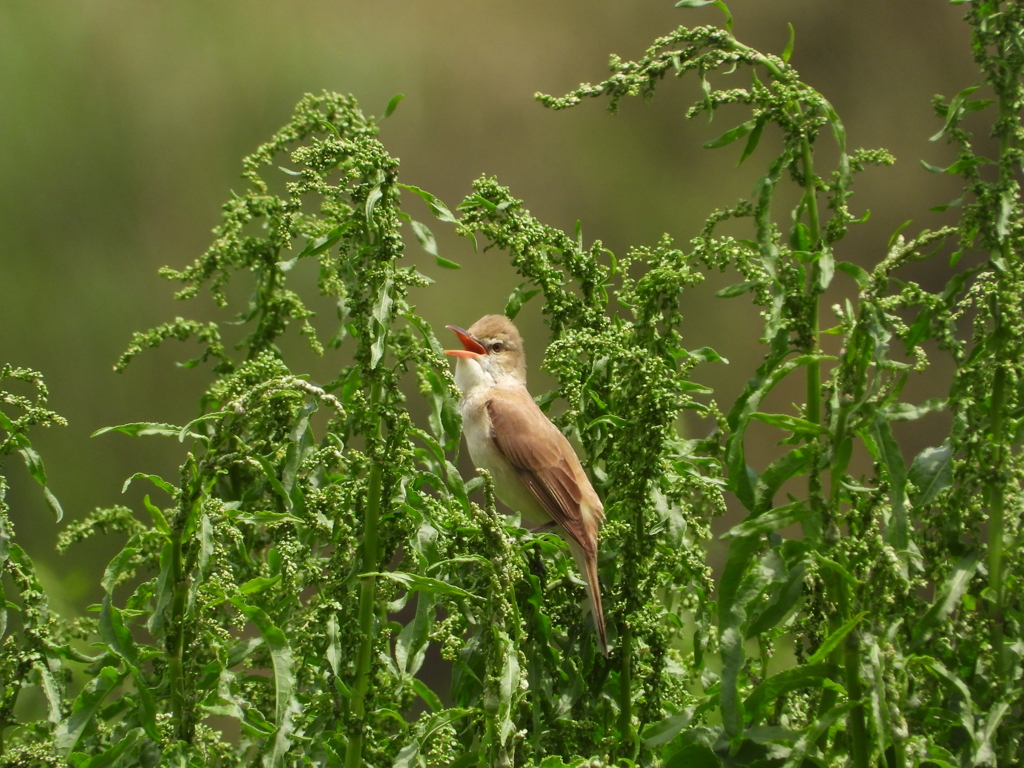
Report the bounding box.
[1,0,976,615]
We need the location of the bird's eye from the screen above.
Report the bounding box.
[490,341,504,353]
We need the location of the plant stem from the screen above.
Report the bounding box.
[801,132,822,430]
[986,341,1007,673]
[800,125,870,768]
[617,620,635,757]
[168,461,198,742]
[346,380,384,768]
[986,63,1017,682]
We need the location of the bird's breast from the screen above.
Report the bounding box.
[460,391,551,526]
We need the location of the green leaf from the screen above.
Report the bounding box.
[587,414,629,431]
[908,439,952,507]
[92,421,194,439]
[239,575,282,595]
[807,611,868,665]
[383,93,404,118]
[930,85,989,141]
[715,280,759,298]
[688,346,728,364]
[724,501,811,539]
[141,495,170,535]
[744,662,835,723]
[749,411,827,436]
[297,222,352,259]
[396,591,433,676]
[912,553,978,648]
[121,472,177,498]
[753,447,811,514]
[505,282,542,320]
[738,117,765,165]
[362,571,479,600]
[98,598,160,742]
[393,709,472,768]
[435,255,461,269]
[411,677,443,713]
[15,441,63,521]
[78,727,148,768]
[230,598,297,729]
[782,22,795,62]
[643,709,695,747]
[255,456,293,511]
[675,0,732,31]
[146,543,173,638]
[865,415,908,550]
[783,701,854,766]
[663,743,723,768]
[410,219,438,257]
[887,219,913,250]
[364,184,383,223]
[704,119,757,149]
[55,667,126,754]
[399,183,457,223]
[789,222,812,251]
[725,351,829,510]
[746,554,806,637]
[717,535,759,739]
[817,249,835,291]
[883,398,945,422]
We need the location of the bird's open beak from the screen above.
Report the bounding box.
[444,325,487,358]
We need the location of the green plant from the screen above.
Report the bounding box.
[0,365,72,765]
[2,2,1023,766]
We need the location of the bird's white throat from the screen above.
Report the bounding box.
[453,356,494,396]
[454,355,523,396]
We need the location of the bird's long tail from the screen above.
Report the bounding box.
[569,540,608,657]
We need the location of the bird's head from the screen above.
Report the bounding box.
[445,314,527,389]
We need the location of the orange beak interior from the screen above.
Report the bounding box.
[444,325,486,358]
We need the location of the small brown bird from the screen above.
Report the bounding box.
[445,315,608,656]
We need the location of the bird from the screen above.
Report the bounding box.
[444,314,608,656]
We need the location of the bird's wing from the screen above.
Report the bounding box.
[485,390,602,554]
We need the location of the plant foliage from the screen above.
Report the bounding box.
[2,2,1024,767]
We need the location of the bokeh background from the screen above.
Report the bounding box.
[1,0,978,616]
